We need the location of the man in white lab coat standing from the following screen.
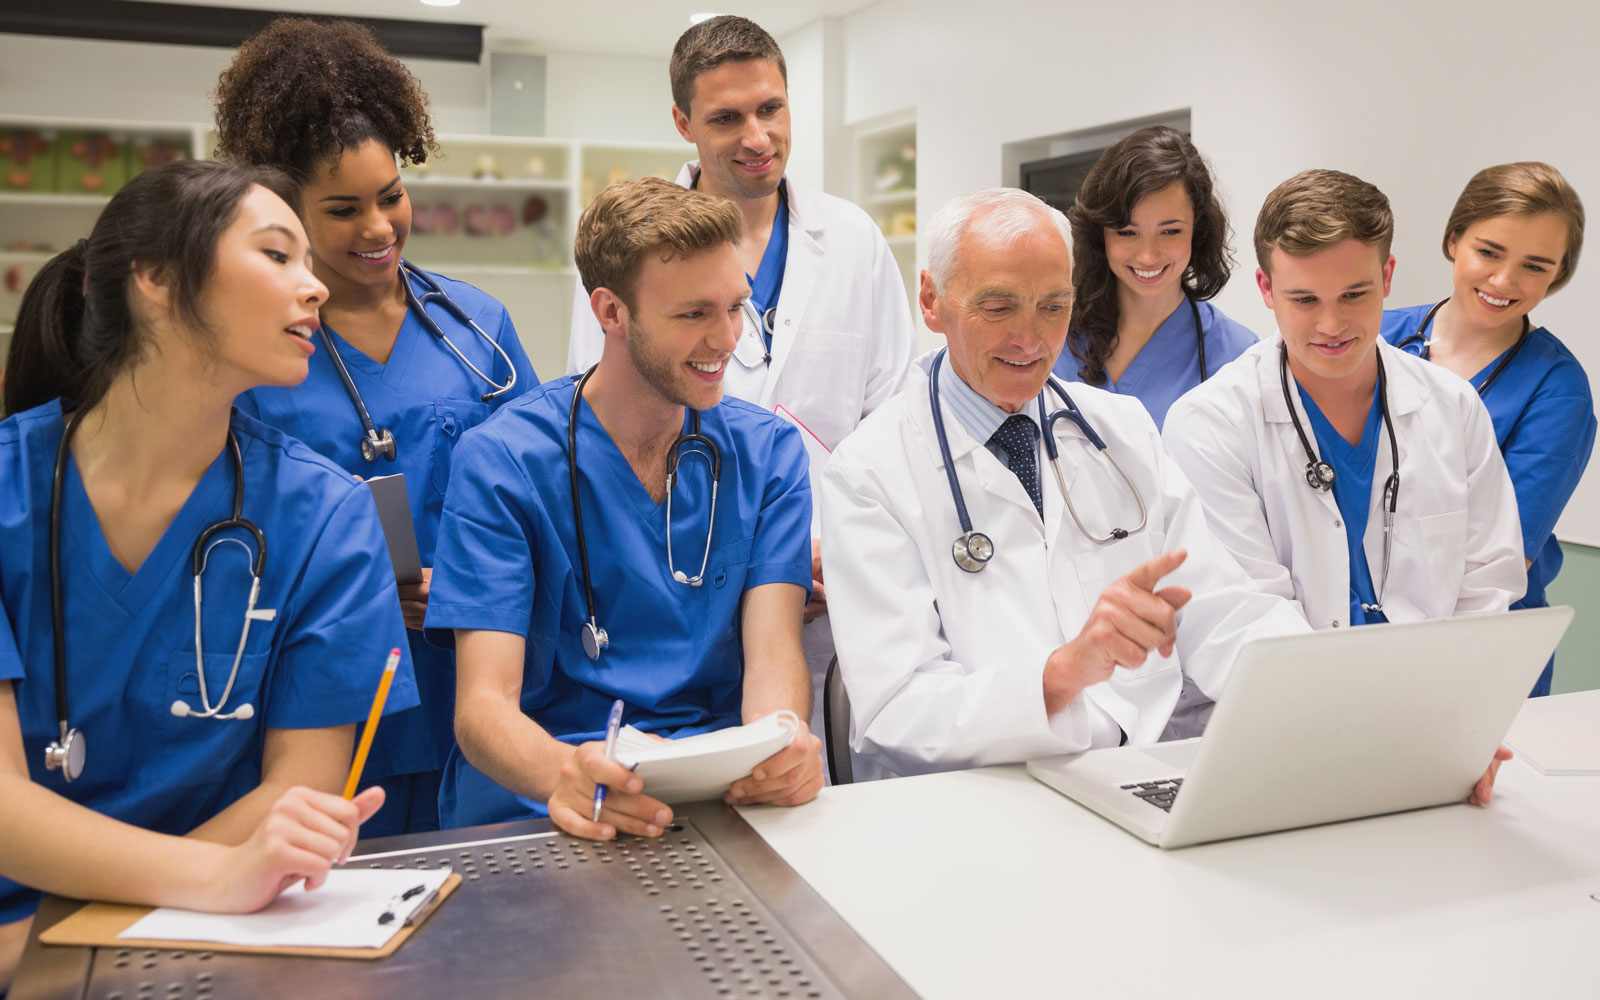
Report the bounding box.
[568,15,917,755]
[820,188,1309,781]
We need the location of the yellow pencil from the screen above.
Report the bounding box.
[343,648,402,799]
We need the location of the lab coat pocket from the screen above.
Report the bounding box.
[430,399,493,495]
[783,331,867,446]
[1416,509,1469,615]
[702,536,755,646]
[156,649,272,775]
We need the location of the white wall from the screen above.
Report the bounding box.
[0,33,491,134]
[842,0,1600,543]
[542,51,680,144]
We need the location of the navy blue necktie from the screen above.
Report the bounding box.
[991,414,1042,516]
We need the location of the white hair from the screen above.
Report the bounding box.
[924,187,1074,292]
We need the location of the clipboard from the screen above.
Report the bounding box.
[365,473,424,586]
[39,873,460,960]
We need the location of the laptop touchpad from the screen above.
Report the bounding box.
[1140,741,1200,770]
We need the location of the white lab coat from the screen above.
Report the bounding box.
[568,162,918,757]
[567,162,916,451]
[1162,337,1525,631]
[819,353,1311,781]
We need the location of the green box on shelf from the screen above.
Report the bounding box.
[57,132,128,195]
[0,129,59,192]
[127,135,191,179]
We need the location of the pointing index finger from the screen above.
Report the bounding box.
[1123,548,1187,593]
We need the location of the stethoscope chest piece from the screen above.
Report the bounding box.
[1305,460,1336,492]
[359,428,397,463]
[582,621,610,661]
[44,725,85,782]
[952,530,994,573]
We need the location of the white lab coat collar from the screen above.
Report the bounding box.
[676,161,828,405]
[1259,335,1435,425]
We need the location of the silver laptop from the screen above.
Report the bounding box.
[1026,607,1572,849]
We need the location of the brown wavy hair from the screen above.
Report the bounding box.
[1443,162,1584,293]
[212,17,437,188]
[575,177,742,311]
[1065,126,1233,385]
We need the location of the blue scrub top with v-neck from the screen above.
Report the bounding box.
[235,269,536,786]
[1053,299,1258,430]
[423,376,813,829]
[0,401,417,922]
[746,182,789,353]
[1297,385,1390,628]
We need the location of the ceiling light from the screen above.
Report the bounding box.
[421,0,461,7]
[690,13,720,24]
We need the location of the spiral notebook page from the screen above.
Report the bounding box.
[119,868,451,950]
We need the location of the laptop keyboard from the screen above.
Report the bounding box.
[1120,777,1183,812]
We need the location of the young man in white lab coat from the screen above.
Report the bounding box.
[566,15,917,753]
[1162,170,1525,803]
[819,188,1310,782]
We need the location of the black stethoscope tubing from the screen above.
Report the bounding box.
[1278,343,1399,613]
[567,368,722,660]
[47,409,264,780]
[1189,296,1209,382]
[1393,298,1530,398]
[929,348,1147,574]
[322,260,520,463]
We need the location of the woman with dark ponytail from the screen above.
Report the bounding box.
[214,18,539,835]
[1049,126,1257,429]
[0,160,417,988]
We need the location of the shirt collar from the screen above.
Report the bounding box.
[938,355,1044,445]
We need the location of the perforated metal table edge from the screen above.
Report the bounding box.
[11,802,918,1000]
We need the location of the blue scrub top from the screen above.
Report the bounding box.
[0,401,417,922]
[1298,386,1391,628]
[746,182,789,352]
[424,377,813,828]
[1053,298,1258,430]
[1384,305,1597,611]
[236,268,536,780]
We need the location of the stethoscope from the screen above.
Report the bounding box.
[567,367,722,660]
[322,260,519,463]
[1278,343,1399,615]
[45,411,273,782]
[737,299,779,367]
[929,348,1149,573]
[1187,296,1211,382]
[1391,298,1530,399]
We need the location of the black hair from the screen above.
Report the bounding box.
[3,159,297,418]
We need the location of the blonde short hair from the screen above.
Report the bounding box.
[574,177,742,310]
[1254,169,1393,274]
[1444,162,1585,293]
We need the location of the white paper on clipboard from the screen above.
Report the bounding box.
[365,473,423,586]
[773,405,830,538]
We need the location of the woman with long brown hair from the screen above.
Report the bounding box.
[1050,126,1256,428]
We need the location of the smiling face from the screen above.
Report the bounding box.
[1446,212,1567,333]
[1258,239,1394,391]
[298,138,411,299]
[620,242,747,412]
[1104,181,1194,307]
[922,212,1074,413]
[672,58,790,202]
[195,184,328,390]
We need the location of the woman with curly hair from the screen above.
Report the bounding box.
[214,17,538,835]
[1383,163,1593,697]
[1049,126,1257,429]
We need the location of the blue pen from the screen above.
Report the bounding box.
[592,699,625,823]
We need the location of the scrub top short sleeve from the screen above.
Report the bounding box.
[264,484,420,728]
[0,589,21,683]
[743,416,814,591]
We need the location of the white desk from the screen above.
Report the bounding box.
[740,699,1600,999]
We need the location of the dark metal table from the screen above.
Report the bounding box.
[11,802,916,999]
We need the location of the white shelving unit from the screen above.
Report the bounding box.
[853,112,918,321]
[0,117,686,380]
[0,115,207,366]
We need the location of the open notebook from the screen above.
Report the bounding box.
[615,711,798,803]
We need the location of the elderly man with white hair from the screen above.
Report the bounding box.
[819,188,1308,781]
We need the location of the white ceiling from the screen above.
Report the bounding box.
[126,0,874,57]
